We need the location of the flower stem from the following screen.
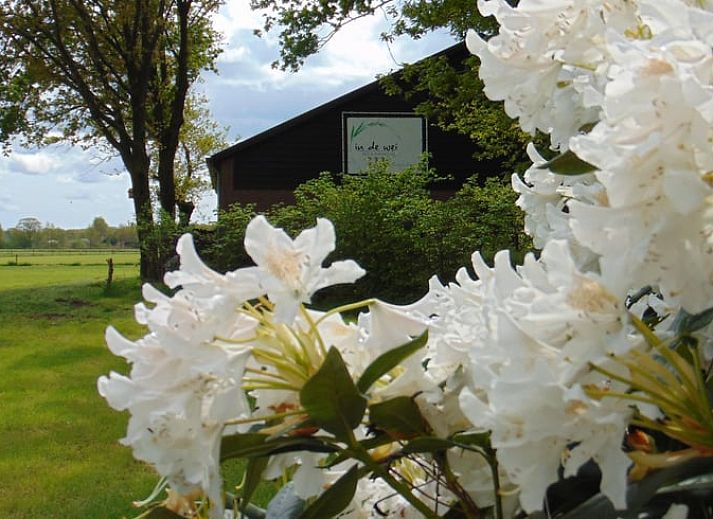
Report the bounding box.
[224,408,305,426]
[315,299,376,325]
[344,430,440,519]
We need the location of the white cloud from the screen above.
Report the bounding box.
[8,151,61,175]
[212,0,266,37]
[217,45,251,64]
[208,0,455,93]
[76,170,114,184]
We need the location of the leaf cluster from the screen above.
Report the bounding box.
[203,160,532,303]
[381,52,536,173]
[213,332,491,519]
[0,0,223,150]
[251,0,503,71]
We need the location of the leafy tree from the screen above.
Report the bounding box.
[381,51,533,173]
[13,216,42,248]
[251,0,497,71]
[0,0,224,279]
[150,92,230,226]
[41,222,65,248]
[88,216,110,247]
[0,223,4,249]
[110,223,140,248]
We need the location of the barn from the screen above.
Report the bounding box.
[207,42,485,212]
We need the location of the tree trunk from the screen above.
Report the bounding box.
[126,151,163,283]
[177,199,195,228]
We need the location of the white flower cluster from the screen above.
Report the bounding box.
[98,217,367,518]
[99,0,713,516]
[471,0,713,312]
[436,0,713,512]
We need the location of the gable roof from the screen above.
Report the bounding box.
[208,42,468,170]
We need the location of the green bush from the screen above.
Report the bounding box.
[202,162,532,303]
[202,203,257,273]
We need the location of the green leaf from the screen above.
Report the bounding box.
[265,483,305,519]
[325,433,393,468]
[624,457,713,518]
[299,464,359,519]
[669,305,713,336]
[266,437,339,456]
[221,433,269,460]
[300,347,367,441]
[399,432,491,456]
[400,436,455,455]
[369,396,428,438]
[538,150,597,176]
[559,457,713,519]
[221,433,338,462]
[241,456,270,514]
[357,331,428,394]
[451,431,492,449]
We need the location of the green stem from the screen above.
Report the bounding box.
[688,344,713,432]
[300,304,327,357]
[314,298,376,325]
[486,453,503,519]
[345,430,440,519]
[213,334,258,345]
[437,453,483,519]
[451,443,503,519]
[589,363,691,417]
[223,408,305,426]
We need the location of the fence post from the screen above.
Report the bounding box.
[105,257,114,290]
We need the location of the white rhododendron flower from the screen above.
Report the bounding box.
[243,215,365,323]
[467,0,637,147]
[476,0,713,314]
[566,9,713,311]
[419,241,636,511]
[463,0,713,511]
[98,236,256,518]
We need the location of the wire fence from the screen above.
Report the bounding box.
[0,249,140,266]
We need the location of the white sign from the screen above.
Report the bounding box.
[343,113,426,174]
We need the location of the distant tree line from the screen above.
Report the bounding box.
[0,216,138,249]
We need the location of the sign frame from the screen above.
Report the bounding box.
[341,112,428,174]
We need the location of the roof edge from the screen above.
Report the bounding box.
[208,41,466,165]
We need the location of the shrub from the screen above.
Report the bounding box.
[202,203,257,273]
[203,162,532,303]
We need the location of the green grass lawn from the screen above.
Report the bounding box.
[0,259,274,518]
[0,264,139,291]
[0,268,159,518]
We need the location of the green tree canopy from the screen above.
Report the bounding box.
[88,216,110,247]
[0,0,224,279]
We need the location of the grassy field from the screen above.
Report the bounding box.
[0,253,274,517]
[0,260,159,518]
[0,250,140,291]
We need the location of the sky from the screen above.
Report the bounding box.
[0,0,457,230]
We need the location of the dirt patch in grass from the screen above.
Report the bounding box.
[36,312,67,321]
[54,297,93,308]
